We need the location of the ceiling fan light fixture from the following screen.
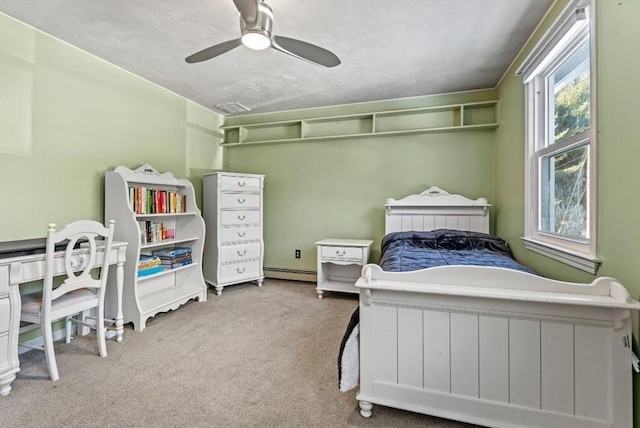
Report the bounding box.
[241,31,271,50]
[185,0,340,67]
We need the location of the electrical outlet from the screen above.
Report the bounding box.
[295,249,301,259]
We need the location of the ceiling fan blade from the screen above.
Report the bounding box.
[185,38,243,63]
[233,0,259,26]
[272,36,341,68]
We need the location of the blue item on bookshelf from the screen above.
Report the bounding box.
[137,265,164,277]
[151,247,192,258]
[162,259,193,270]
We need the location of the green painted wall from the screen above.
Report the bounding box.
[0,13,223,342]
[0,13,223,243]
[494,0,640,420]
[224,90,498,271]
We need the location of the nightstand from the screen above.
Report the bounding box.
[315,239,373,299]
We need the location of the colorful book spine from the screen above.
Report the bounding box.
[127,186,186,214]
[138,255,162,269]
[137,265,164,277]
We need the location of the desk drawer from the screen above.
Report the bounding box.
[22,252,92,280]
[221,194,260,209]
[0,265,8,296]
[220,175,262,193]
[320,246,363,262]
[0,298,9,333]
[221,226,262,243]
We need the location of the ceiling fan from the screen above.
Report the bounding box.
[185,0,341,67]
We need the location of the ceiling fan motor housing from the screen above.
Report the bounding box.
[240,2,273,45]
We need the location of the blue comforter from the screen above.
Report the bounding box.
[379,229,537,274]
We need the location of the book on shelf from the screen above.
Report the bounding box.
[138,254,162,269]
[137,265,164,277]
[164,228,175,239]
[152,247,191,258]
[159,253,192,264]
[162,259,193,270]
[128,186,187,214]
[137,254,163,277]
[138,221,176,245]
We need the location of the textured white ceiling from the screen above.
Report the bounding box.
[0,0,553,116]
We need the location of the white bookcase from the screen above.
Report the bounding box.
[105,164,207,331]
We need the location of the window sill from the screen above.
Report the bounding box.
[521,237,601,274]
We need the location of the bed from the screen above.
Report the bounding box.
[341,187,640,428]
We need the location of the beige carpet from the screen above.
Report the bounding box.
[1,279,481,428]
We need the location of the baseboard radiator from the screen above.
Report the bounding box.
[264,267,316,283]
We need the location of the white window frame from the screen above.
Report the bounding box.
[517,0,599,274]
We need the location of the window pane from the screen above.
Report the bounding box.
[540,145,589,238]
[549,40,590,144]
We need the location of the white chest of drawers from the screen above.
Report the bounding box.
[203,172,265,295]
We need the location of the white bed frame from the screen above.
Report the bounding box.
[355,187,640,428]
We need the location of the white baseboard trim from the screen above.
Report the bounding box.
[264,268,316,283]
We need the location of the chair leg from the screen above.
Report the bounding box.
[96,306,107,358]
[65,316,73,344]
[41,321,60,381]
[79,310,90,336]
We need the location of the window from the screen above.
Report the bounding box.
[517,0,599,273]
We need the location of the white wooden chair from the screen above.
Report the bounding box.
[19,220,115,381]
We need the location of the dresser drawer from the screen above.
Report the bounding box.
[221,226,262,243]
[220,194,260,209]
[220,242,261,263]
[220,175,262,193]
[220,210,260,227]
[320,246,363,262]
[220,259,261,283]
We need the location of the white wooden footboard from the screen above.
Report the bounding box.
[356,264,640,428]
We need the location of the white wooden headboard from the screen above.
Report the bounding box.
[385,187,491,234]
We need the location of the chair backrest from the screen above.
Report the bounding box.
[42,220,115,314]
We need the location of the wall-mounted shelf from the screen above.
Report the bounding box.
[220,101,498,146]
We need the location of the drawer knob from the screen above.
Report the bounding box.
[237,214,246,221]
[237,181,246,187]
[237,249,247,256]
[336,250,346,256]
[238,231,246,237]
[236,266,246,274]
[237,198,246,204]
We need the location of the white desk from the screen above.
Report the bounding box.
[0,239,127,396]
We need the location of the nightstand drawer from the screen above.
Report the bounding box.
[221,194,260,209]
[220,210,260,226]
[220,175,262,193]
[320,246,363,261]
